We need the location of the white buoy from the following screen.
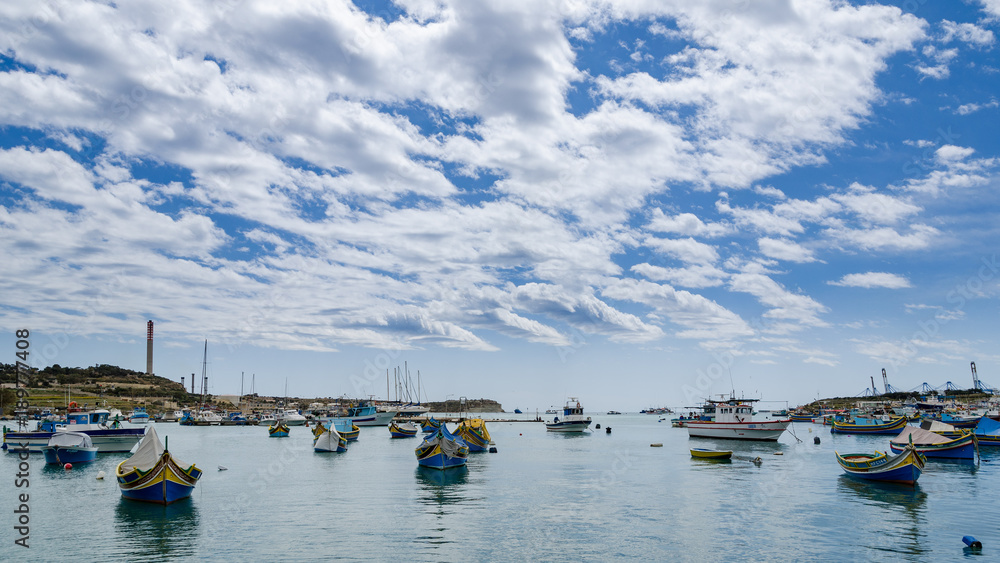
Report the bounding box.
[96,470,106,480]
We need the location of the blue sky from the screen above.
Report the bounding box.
[1,0,999,412]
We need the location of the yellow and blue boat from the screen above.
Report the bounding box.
[889,426,977,460]
[836,442,925,485]
[690,448,733,460]
[389,420,419,438]
[415,425,469,470]
[312,422,348,453]
[455,418,492,452]
[268,422,290,437]
[421,417,442,433]
[331,419,360,441]
[116,427,202,505]
[830,416,908,435]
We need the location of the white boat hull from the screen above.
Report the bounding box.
[351,411,397,426]
[686,420,790,441]
[545,420,592,432]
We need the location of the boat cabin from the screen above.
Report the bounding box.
[714,402,754,423]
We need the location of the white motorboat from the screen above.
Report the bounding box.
[545,398,592,432]
[277,409,307,426]
[685,397,790,441]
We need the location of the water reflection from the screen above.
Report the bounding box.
[415,465,469,491]
[837,475,928,556]
[113,499,200,561]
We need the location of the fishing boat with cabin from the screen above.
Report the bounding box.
[3,408,146,453]
[545,398,592,432]
[685,397,790,441]
[41,431,99,464]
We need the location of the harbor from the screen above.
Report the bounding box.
[3,411,999,559]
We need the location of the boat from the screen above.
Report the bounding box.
[788,411,816,423]
[196,410,223,425]
[513,409,523,414]
[685,397,790,441]
[415,424,469,470]
[3,408,146,453]
[606,411,622,415]
[268,422,290,437]
[256,413,277,427]
[277,409,307,426]
[889,426,977,459]
[41,431,99,464]
[924,412,979,429]
[116,426,202,504]
[341,400,396,426]
[390,403,430,417]
[330,420,360,441]
[389,420,419,438]
[421,418,442,433]
[454,418,492,452]
[312,422,347,453]
[690,448,733,460]
[545,398,592,432]
[128,407,151,425]
[973,416,1000,446]
[835,442,925,485]
[830,415,908,435]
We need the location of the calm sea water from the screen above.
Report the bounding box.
[2,415,997,561]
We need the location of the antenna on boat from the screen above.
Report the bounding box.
[728,367,736,399]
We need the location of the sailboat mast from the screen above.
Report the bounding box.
[200,340,207,407]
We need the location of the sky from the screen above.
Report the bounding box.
[1,0,999,412]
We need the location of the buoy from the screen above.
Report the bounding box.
[64,463,72,470]
[605,427,611,434]
[488,446,498,453]
[96,470,106,480]
[595,423,601,429]
[963,536,983,550]
[650,443,663,447]
[774,452,783,455]
[814,437,821,444]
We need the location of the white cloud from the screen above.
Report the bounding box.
[647,209,728,238]
[631,262,727,289]
[645,236,719,265]
[729,267,828,330]
[955,100,999,114]
[758,237,816,263]
[941,20,995,46]
[935,144,976,162]
[829,272,912,289]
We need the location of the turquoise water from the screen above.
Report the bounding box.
[2,415,997,561]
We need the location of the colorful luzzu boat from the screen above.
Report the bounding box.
[389,420,419,438]
[268,422,290,437]
[116,427,202,504]
[836,441,925,485]
[889,426,977,460]
[830,416,908,435]
[421,418,442,433]
[455,418,492,452]
[415,424,469,470]
[331,419,360,441]
[312,422,348,453]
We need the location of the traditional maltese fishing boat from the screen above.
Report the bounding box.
[415,424,469,470]
[389,420,419,438]
[889,426,977,460]
[312,421,348,453]
[116,427,202,504]
[268,422,290,438]
[455,418,492,452]
[836,441,925,485]
[830,415,908,435]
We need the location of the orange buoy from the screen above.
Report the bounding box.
[64,463,72,470]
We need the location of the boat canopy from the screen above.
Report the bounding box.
[119,427,188,472]
[919,419,958,433]
[892,426,955,445]
[976,416,1000,436]
[46,431,93,448]
[424,426,467,457]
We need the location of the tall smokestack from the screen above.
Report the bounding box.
[146,320,154,375]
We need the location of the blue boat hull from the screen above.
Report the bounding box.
[889,440,976,459]
[42,447,98,464]
[417,451,468,470]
